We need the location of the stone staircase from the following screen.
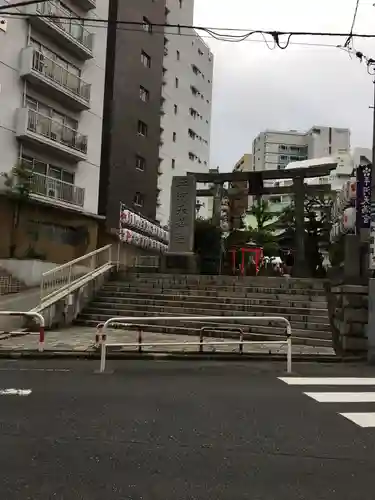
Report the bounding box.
[0,267,26,296]
[74,273,333,347]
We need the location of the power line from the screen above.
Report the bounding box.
[2,10,375,47]
[0,0,49,10]
[345,0,361,47]
[96,24,342,51]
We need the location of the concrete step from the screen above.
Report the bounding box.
[82,307,331,332]
[121,273,326,290]
[89,300,330,323]
[74,315,332,346]
[97,290,327,308]
[103,283,327,300]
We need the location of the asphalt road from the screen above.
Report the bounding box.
[1,359,375,499]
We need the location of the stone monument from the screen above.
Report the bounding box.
[161,175,198,273]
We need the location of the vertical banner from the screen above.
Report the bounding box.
[356,164,372,230]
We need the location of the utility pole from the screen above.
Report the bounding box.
[367,77,375,362]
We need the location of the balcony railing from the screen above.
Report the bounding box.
[26,108,88,155]
[36,1,93,51]
[30,171,85,207]
[31,49,91,103]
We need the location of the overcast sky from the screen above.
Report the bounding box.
[193,0,375,171]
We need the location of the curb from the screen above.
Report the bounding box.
[0,350,366,362]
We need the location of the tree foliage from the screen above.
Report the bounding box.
[1,162,32,198]
[225,199,279,256]
[276,195,333,276]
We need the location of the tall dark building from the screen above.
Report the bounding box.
[99,0,166,231]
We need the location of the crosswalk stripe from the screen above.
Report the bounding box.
[304,392,375,403]
[340,413,375,428]
[0,389,32,396]
[278,377,375,386]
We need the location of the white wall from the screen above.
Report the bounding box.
[252,126,350,174]
[157,0,214,226]
[0,0,108,215]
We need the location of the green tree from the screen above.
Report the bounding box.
[245,199,279,256]
[1,162,33,257]
[276,195,333,276]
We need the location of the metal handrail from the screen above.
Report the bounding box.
[31,48,91,101]
[0,311,45,352]
[97,315,292,373]
[40,244,113,301]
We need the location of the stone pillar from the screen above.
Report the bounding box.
[161,175,198,274]
[293,176,307,277]
[212,183,224,227]
[344,234,361,280]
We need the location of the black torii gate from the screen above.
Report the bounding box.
[192,163,337,277]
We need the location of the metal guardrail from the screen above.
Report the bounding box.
[96,315,292,373]
[40,244,113,301]
[0,311,45,352]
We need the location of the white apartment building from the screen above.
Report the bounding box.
[157,0,214,226]
[252,126,351,172]
[0,0,108,215]
[267,147,370,213]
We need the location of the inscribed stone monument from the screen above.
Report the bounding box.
[169,175,196,253]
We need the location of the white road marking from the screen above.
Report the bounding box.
[304,392,375,403]
[278,377,375,386]
[0,389,32,396]
[340,413,375,428]
[0,368,70,372]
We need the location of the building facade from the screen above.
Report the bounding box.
[99,0,166,231]
[157,0,214,226]
[252,126,350,172]
[0,0,108,216]
[229,154,253,228]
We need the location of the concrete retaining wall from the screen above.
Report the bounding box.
[39,268,114,330]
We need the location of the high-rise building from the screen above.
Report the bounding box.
[0,0,109,215]
[99,0,214,231]
[157,0,214,226]
[99,0,166,231]
[252,126,350,172]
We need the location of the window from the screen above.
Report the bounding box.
[171,159,175,169]
[176,50,180,60]
[137,120,148,137]
[134,192,144,207]
[175,77,179,88]
[174,104,178,114]
[25,96,78,136]
[22,155,74,184]
[136,155,146,171]
[139,86,149,102]
[141,51,151,68]
[29,38,81,81]
[173,132,176,142]
[142,17,152,33]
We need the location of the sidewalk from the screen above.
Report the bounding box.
[0,326,336,356]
